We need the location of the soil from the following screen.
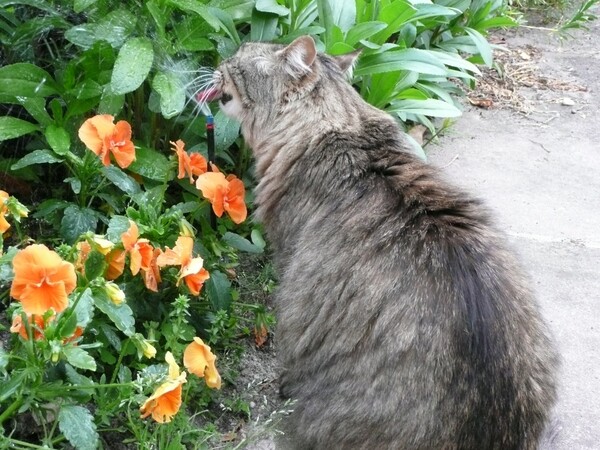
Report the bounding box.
[227,9,600,450]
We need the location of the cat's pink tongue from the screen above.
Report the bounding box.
[196,87,220,103]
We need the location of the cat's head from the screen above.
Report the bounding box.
[206,36,360,126]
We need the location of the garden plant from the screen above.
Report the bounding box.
[2,0,591,448]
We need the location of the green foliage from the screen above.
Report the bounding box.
[0,0,519,447]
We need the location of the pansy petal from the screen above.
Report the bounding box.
[78,115,114,154]
[111,140,136,169]
[19,280,69,315]
[0,214,10,233]
[113,120,132,141]
[121,221,139,251]
[105,249,126,280]
[196,172,227,217]
[184,268,210,296]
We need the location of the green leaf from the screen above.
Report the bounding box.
[168,0,222,31]
[74,288,94,328]
[44,125,71,156]
[20,98,53,126]
[63,347,97,372]
[214,109,241,153]
[372,0,415,44]
[65,10,136,49]
[223,232,264,254]
[208,6,241,45]
[98,90,125,115]
[58,405,99,450]
[106,215,131,242]
[65,177,82,195]
[464,27,493,67]
[251,228,266,250]
[0,63,58,97]
[110,37,154,95]
[273,26,326,44]
[355,49,447,77]
[345,21,387,46]
[0,117,39,141]
[475,16,518,31]
[128,146,171,181]
[152,72,185,119]
[318,0,356,48]
[255,0,290,16]
[57,312,78,340]
[0,370,28,401]
[0,346,8,374]
[74,0,97,13]
[329,41,355,56]
[65,364,95,387]
[66,79,103,100]
[11,149,63,170]
[85,250,106,281]
[101,166,141,195]
[94,289,135,336]
[60,205,98,244]
[428,50,481,75]
[206,270,232,311]
[251,10,279,41]
[388,98,461,118]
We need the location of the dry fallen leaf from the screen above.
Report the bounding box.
[468,97,494,109]
[254,324,269,348]
[407,124,428,146]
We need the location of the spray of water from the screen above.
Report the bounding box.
[159,55,217,118]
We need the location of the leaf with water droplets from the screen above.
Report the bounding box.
[0,117,39,142]
[152,72,185,119]
[110,37,154,95]
[0,63,58,98]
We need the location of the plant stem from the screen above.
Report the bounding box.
[110,339,130,384]
[0,396,23,425]
[1,437,50,449]
[44,382,134,392]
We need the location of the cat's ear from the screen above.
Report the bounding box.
[278,35,317,78]
[333,49,362,77]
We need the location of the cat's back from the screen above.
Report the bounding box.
[270,118,557,450]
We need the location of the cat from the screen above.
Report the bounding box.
[206,36,559,449]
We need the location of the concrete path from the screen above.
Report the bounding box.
[428,20,600,450]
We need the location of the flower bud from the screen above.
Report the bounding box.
[7,197,29,219]
[141,340,157,359]
[132,333,157,359]
[105,282,125,306]
[92,235,114,255]
[179,219,195,238]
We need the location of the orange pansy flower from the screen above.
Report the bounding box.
[189,153,208,178]
[183,337,222,389]
[105,248,126,280]
[156,236,209,296]
[0,190,10,234]
[10,244,77,315]
[78,114,135,169]
[195,172,247,224]
[10,314,47,341]
[140,352,187,423]
[121,221,154,276]
[171,140,207,183]
[141,248,163,292]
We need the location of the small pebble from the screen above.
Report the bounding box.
[561,97,575,106]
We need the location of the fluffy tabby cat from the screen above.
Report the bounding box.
[206,36,558,449]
